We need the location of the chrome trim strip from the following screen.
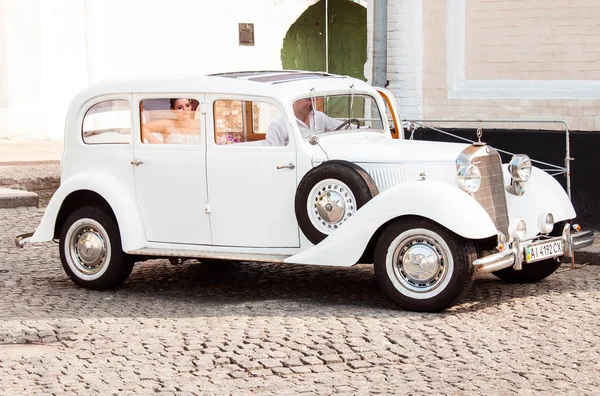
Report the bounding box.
[127,248,289,263]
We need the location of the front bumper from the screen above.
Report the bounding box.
[474,224,594,273]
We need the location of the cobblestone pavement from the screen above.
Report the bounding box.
[1,207,599,395]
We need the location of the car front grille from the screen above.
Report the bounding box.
[473,151,509,236]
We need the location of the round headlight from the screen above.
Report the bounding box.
[510,219,527,239]
[457,164,481,193]
[538,212,554,234]
[509,154,532,182]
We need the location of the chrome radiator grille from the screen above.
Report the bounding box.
[473,152,509,235]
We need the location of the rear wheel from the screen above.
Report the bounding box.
[59,206,133,290]
[374,218,476,312]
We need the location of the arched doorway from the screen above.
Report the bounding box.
[281,0,367,81]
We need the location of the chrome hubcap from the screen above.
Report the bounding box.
[69,224,107,275]
[316,190,345,223]
[307,179,357,234]
[393,236,446,292]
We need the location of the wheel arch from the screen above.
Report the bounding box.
[358,215,462,264]
[31,174,146,251]
[286,180,497,266]
[53,190,116,239]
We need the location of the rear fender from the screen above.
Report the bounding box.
[286,180,496,266]
[31,173,145,251]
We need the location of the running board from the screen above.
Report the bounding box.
[126,248,290,263]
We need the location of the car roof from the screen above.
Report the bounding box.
[67,71,377,121]
[209,70,346,84]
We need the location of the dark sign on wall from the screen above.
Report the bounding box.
[239,23,255,46]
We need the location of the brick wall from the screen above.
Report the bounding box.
[420,0,600,132]
[366,0,423,120]
[466,0,600,81]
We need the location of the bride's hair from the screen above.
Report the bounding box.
[170,98,190,110]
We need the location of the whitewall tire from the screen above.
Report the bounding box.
[374,218,476,312]
[59,206,133,290]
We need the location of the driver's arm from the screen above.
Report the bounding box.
[320,112,343,132]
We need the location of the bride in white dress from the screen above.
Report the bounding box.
[142,98,200,144]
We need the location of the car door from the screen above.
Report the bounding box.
[205,95,299,248]
[132,94,211,245]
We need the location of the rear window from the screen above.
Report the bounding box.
[82,100,131,144]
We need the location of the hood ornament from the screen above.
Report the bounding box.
[474,128,486,146]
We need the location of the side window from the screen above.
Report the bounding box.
[82,99,130,144]
[214,99,283,146]
[140,98,201,144]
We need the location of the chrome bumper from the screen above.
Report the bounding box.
[474,224,594,274]
[14,232,34,248]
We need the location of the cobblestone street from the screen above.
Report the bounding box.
[1,207,599,395]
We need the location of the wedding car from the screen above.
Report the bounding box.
[15,70,594,312]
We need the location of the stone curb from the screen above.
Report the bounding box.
[0,188,39,208]
[0,163,60,207]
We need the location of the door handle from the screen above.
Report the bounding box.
[276,163,295,170]
[131,159,143,166]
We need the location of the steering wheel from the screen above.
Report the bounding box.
[334,118,361,131]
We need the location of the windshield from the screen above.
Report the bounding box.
[295,94,385,134]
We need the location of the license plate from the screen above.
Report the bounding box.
[525,239,564,263]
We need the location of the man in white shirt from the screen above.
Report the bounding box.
[266,98,342,146]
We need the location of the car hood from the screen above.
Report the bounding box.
[317,134,470,164]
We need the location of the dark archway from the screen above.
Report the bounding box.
[281,0,367,81]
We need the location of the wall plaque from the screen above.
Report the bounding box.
[239,23,255,46]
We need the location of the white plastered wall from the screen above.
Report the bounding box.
[0,0,7,137]
[0,0,320,140]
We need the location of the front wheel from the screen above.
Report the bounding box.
[374,219,476,312]
[59,206,133,290]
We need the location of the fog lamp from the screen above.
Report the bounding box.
[510,219,527,240]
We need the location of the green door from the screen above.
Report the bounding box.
[281,0,367,81]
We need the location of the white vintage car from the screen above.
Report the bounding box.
[15,71,593,312]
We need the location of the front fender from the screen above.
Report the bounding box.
[286,180,496,266]
[505,165,576,239]
[31,173,145,251]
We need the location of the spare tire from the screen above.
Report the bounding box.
[295,160,379,244]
